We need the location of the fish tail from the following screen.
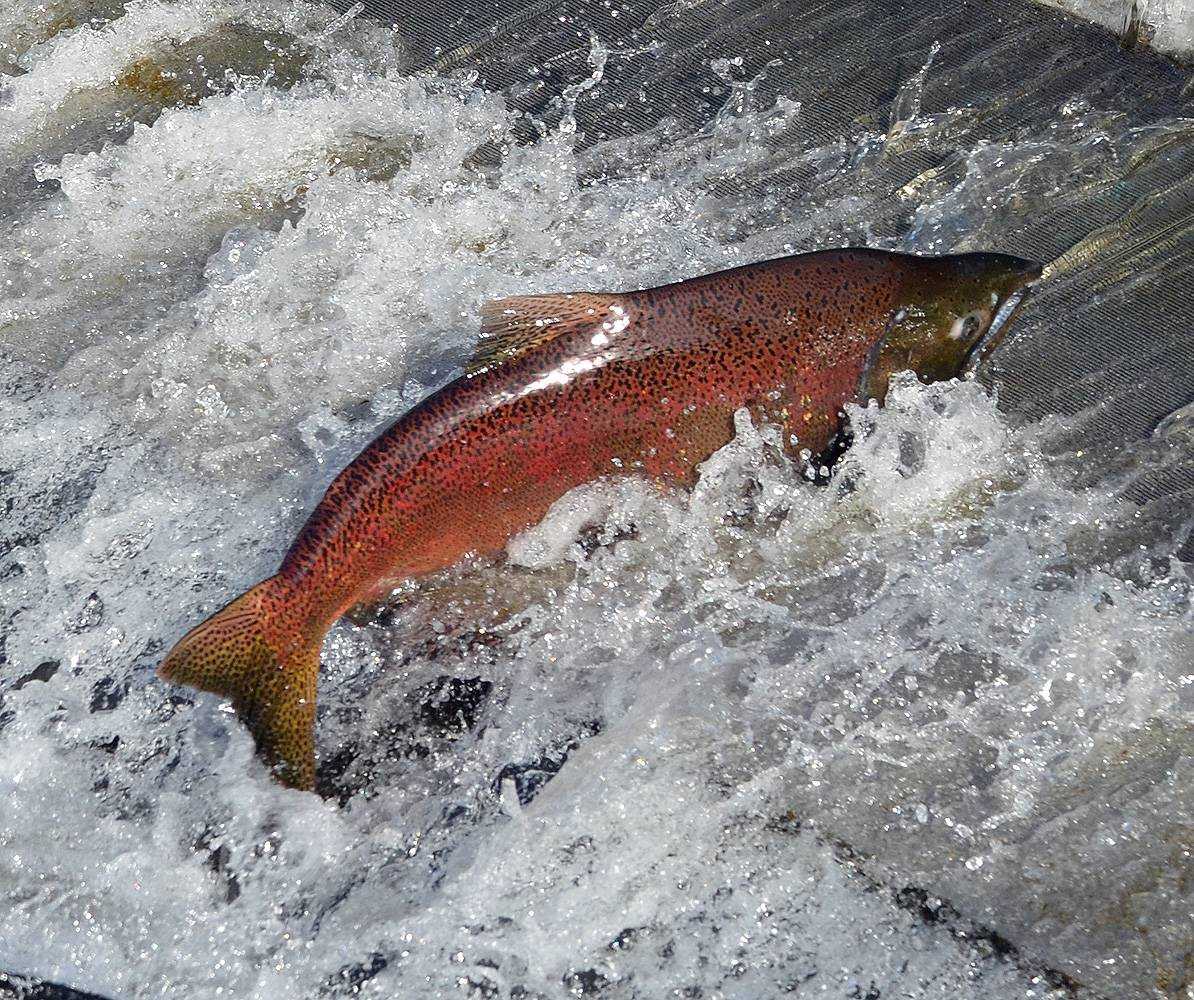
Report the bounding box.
[158,575,321,790]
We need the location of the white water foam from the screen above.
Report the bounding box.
[1033,0,1194,57]
[1,3,1191,999]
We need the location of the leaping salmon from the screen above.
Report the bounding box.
[159,248,1042,790]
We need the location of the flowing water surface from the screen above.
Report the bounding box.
[1,3,1191,998]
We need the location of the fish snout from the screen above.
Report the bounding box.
[1005,255,1045,288]
[971,252,1044,294]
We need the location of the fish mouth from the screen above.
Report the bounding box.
[963,262,1044,371]
[963,291,1025,371]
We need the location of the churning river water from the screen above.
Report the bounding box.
[1,2,1191,998]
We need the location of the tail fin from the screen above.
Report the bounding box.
[159,576,320,790]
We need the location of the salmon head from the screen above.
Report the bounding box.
[864,252,1043,400]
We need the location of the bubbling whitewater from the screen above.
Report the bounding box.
[0,2,1191,999]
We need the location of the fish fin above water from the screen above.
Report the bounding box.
[158,576,319,791]
[469,291,625,374]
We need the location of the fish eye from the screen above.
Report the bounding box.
[950,311,983,340]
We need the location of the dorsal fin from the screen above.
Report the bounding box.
[469,291,625,375]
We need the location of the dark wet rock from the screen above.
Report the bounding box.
[11,659,59,691]
[607,925,651,952]
[88,676,128,713]
[320,952,388,997]
[417,675,494,738]
[494,718,602,806]
[0,971,112,1000]
[561,968,609,997]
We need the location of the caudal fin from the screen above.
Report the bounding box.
[159,576,320,790]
